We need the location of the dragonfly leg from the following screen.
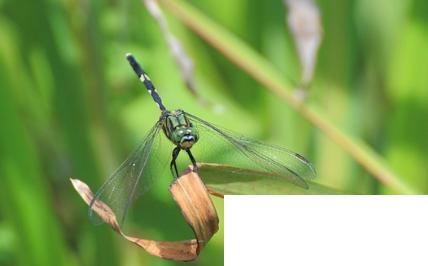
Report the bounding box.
[185,149,198,172]
[170,146,181,178]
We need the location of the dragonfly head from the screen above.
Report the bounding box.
[164,110,199,149]
[174,126,199,149]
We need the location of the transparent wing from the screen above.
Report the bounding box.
[89,119,164,225]
[185,112,316,189]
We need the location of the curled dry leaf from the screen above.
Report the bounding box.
[285,0,322,89]
[70,169,218,261]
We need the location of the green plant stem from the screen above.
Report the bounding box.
[157,0,417,194]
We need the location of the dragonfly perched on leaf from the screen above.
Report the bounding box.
[89,53,316,225]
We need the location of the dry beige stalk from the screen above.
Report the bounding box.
[70,169,218,261]
[285,0,322,89]
[143,0,222,112]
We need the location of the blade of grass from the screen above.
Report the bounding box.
[0,51,71,266]
[198,163,344,195]
[157,0,416,194]
[2,0,120,263]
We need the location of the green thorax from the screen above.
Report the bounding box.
[162,110,199,149]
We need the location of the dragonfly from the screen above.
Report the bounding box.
[89,53,316,225]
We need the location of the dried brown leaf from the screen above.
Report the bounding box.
[70,169,218,261]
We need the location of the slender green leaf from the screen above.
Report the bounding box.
[199,164,343,195]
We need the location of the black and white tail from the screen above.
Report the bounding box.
[126,53,167,112]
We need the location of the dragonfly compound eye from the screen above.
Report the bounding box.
[172,127,198,149]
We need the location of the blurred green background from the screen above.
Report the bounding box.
[1,0,428,265]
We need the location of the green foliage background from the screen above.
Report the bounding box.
[0,0,427,265]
